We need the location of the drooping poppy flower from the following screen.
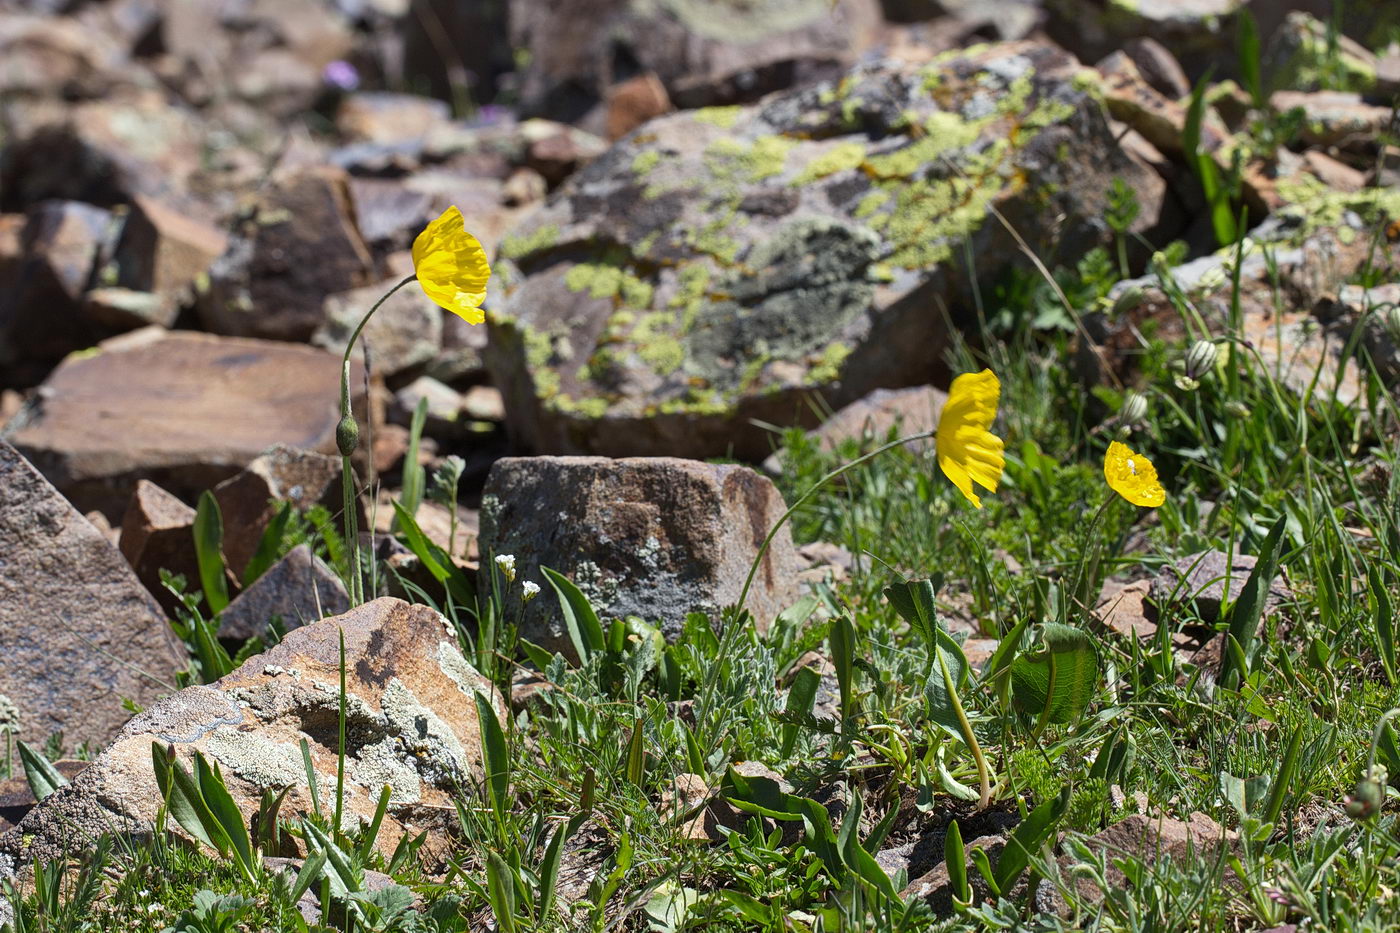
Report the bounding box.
[936,369,1005,509]
[412,206,491,324]
[1103,440,1165,507]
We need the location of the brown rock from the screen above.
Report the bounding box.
[1301,150,1366,192]
[1092,579,1156,640]
[199,166,373,342]
[1121,37,1189,100]
[509,669,555,710]
[503,168,549,207]
[1097,53,1227,158]
[511,0,883,119]
[900,831,1005,915]
[0,598,506,891]
[114,195,228,300]
[119,479,199,616]
[0,440,187,750]
[8,330,365,519]
[764,385,948,473]
[217,544,350,643]
[605,73,673,141]
[81,287,178,331]
[525,123,609,186]
[1150,550,1292,624]
[0,91,207,208]
[1052,812,1236,908]
[314,279,443,378]
[1272,91,1393,151]
[0,200,115,384]
[479,457,800,654]
[212,445,349,581]
[0,760,89,830]
[336,93,452,145]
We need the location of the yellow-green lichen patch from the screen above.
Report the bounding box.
[864,112,981,180]
[854,190,890,218]
[794,141,868,184]
[705,135,796,184]
[632,149,662,176]
[564,261,655,308]
[549,394,610,417]
[499,224,560,261]
[630,311,687,375]
[808,342,852,384]
[693,105,743,128]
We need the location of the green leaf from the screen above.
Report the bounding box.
[781,665,821,758]
[1236,8,1263,107]
[1371,563,1394,686]
[945,820,969,904]
[392,501,474,606]
[1221,515,1287,689]
[243,501,293,588]
[829,616,856,724]
[542,567,606,663]
[475,690,509,825]
[396,396,430,528]
[195,753,256,881]
[883,579,940,647]
[625,717,646,786]
[995,788,1069,893]
[167,753,233,857]
[536,814,581,922]
[1010,623,1099,728]
[193,490,230,615]
[484,851,518,933]
[17,741,68,802]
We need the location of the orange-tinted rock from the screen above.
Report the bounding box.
[119,479,198,616]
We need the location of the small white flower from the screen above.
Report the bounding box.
[522,580,541,603]
[494,553,516,582]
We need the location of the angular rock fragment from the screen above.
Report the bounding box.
[218,544,350,643]
[212,444,350,581]
[763,385,948,473]
[479,456,799,654]
[0,200,116,384]
[0,598,505,891]
[119,479,198,616]
[7,330,364,518]
[487,42,1169,459]
[510,0,883,122]
[1150,550,1292,625]
[0,440,186,750]
[314,279,443,378]
[199,166,373,342]
[113,194,228,301]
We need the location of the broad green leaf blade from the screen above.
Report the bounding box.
[1010,623,1099,727]
[1221,515,1287,688]
[485,851,518,933]
[781,665,821,758]
[1370,564,1394,685]
[243,501,293,588]
[169,755,232,857]
[195,754,255,880]
[995,787,1069,893]
[17,741,68,802]
[829,616,855,723]
[542,567,606,663]
[1236,8,1263,107]
[944,820,969,904]
[883,579,939,646]
[475,690,509,824]
[625,717,645,786]
[193,490,230,615]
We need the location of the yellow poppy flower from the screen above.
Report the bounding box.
[1103,441,1165,507]
[412,206,491,324]
[936,369,1005,509]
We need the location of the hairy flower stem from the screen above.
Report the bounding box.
[337,274,417,606]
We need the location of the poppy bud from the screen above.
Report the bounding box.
[1184,340,1219,380]
[1119,391,1148,425]
[1383,304,1400,343]
[336,414,359,456]
[1345,768,1386,820]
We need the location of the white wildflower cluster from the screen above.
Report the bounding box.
[494,553,516,583]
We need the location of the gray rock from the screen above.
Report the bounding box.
[314,279,443,378]
[510,0,883,122]
[7,330,364,520]
[0,440,187,750]
[219,544,350,642]
[479,456,800,654]
[1150,550,1292,624]
[1045,0,1243,81]
[763,384,948,474]
[485,42,1168,459]
[0,598,505,897]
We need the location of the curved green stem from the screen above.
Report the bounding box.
[338,274,417,607]
[735,429,935,614]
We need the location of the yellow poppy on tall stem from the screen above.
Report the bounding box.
[935,369,1005,508]
[411,205,491,324]
[1103,440,1166,507]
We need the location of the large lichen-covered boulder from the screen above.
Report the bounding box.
[510,0,883,122]
[0,598,505,895]
[485,42,1168,459]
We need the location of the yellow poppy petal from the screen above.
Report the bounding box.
[412,205,491,323]
[935,369,1005,508]
[1104,440,1166,507]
